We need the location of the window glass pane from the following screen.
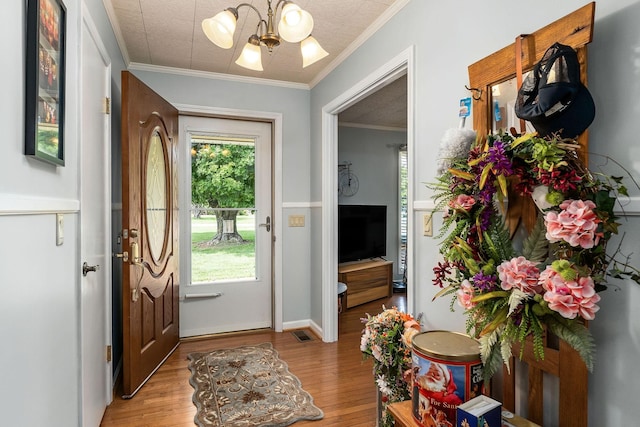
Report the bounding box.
[146,131,167,262]
[190,135,256,283]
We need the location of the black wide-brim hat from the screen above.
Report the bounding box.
[529,82,595,139]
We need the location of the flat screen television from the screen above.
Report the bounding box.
[338,204,387,263]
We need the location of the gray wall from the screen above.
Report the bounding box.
[310,0,640,424]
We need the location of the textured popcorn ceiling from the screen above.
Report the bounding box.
[105,0,406,128]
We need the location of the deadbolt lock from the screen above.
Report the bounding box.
[114,251,129,262]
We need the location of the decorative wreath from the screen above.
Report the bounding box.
[430,131,640,381]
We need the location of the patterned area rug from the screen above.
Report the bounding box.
[188,343,324,427]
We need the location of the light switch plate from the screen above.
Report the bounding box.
[423,214,432,237]
[56,213,64,246]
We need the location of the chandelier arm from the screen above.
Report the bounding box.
[273,0,290,16]
[254,20,267,36]
[234,3,264,21]
[235,3,272,39]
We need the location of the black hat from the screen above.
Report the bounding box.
[515,42,595,138]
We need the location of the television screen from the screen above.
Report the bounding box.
[338,204,387,263]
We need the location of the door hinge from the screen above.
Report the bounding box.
[106,345,112,362]
[104,97,111,115]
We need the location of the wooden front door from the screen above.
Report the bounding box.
[121,71,179,398]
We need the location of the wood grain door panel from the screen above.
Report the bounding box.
[121,71,180,397]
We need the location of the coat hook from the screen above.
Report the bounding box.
[465,85,482,100]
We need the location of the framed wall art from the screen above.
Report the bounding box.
[25,0,66,166]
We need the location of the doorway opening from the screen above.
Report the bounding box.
[178,115,276,337]
[321,47,415,342]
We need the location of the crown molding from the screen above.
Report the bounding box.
[128,62,310,90]
[308,0,411,88]
[102,0,131,66]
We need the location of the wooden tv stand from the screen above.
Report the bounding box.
[338,259,393,309]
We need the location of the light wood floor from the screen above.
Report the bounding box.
[100,293,407,427]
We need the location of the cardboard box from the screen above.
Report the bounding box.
[456,395,501,427]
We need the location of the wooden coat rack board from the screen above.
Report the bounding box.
[467,3,595,426]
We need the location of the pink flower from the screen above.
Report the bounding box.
[456,280,476,309]
[539,266,600,320]
[544,199,602,249]
[570,276,601,320]
[449,194,476,211]
[497,256,542,295]
[543,291,579,319]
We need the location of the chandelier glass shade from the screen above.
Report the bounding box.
[202,9,237,49]
[235,35,264,71]
[301,35,329,68]
[202,0,328,70]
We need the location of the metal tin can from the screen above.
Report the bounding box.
[411,331,484,427]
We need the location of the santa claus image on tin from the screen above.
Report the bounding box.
[417,362,463,406]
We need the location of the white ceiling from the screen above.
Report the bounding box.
[104,0,407,128]
[339,74,407,130]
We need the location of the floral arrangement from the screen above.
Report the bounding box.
[430,131,640,381]
[360,306,421,427]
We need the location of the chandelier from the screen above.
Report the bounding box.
[202,0,329,71]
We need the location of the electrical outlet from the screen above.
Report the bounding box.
[423,214,432,237]
[288,215,305,227]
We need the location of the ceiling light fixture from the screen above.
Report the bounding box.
[202,0,329,71]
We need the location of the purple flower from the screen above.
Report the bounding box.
[472,272,498,291]
[477,181,496,206]
[479,208,492,232]
[485,141,513,176]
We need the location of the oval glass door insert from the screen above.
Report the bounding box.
[146,131,167,262]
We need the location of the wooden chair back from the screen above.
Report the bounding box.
[501,332,588,426]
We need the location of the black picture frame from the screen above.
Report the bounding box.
[25,0,66,166]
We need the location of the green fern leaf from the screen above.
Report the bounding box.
[546,316,596,371]
[522,215,549,262]
[532,325,545,360]
[483,214,516,262]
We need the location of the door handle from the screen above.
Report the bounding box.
[259,216,271,232]
[131,241,143,265]
[82,262,100,277]
[129,241,145,302]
